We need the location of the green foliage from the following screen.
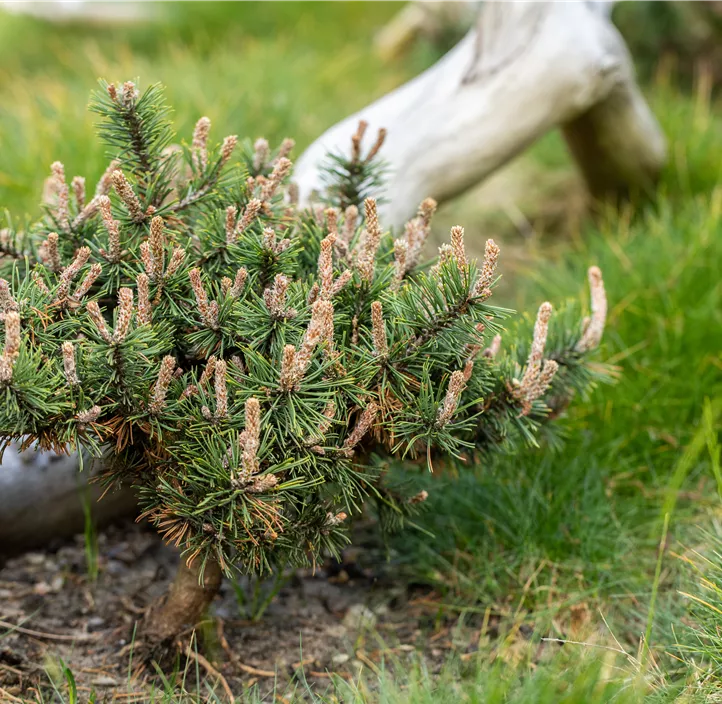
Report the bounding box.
[0,80,606,580]
[6,5,722,701]
[318,121,389,210]
[90,80,175,200]
[387,161,722,701]
[0,3,411,219]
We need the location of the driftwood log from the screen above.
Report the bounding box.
[1,1,666,553]
[0,445,136,557]
[295,1,666,228]
[0,1,147,22]
[373,1,477,61]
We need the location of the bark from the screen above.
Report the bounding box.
[139,556,223,648]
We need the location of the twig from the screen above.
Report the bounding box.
[355,650,380,676]
[180,641,234,703]
[0,686,23,702]
[291,658,315,670]
[112,691,153,702]
[309,670,352,681]
[460,651,480,661]
[0,662,23,677]
[541,637,634,657]
[216,619,276,677]
[0,618,99,642]
[120,595,146,616]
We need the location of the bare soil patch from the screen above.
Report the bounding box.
[0,521,485,701]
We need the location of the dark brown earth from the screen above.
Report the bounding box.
[0,520,487,702]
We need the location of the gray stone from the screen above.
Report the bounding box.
[342,603,377,631]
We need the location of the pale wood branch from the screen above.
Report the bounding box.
[295,1,666,229]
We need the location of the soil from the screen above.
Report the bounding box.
[0,520,486,702]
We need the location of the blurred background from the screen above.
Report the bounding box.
[2,1,722,297]
[0,2,425,214]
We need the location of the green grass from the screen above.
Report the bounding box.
[383,80,722,701]
[81,489,99,583]
[2,2,722,702]
[0,2,423,217]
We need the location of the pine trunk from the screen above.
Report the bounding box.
[140,556,223,647]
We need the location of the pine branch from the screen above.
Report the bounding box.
[319,120,388,210]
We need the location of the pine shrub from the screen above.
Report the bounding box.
[0,80,608,643]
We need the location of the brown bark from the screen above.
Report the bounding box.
[140,556,223,647]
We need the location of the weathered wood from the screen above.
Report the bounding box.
[295,1,666,229]
[0,444,136,557]
[374,1,476,61]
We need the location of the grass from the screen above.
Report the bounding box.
[81,489,100,584]
[1,2,722,701]
[0,2,422,217]
[230,572,288,623]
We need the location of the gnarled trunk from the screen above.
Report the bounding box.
[140,556,223,648]
[295,1,666,229]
